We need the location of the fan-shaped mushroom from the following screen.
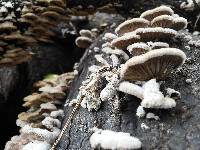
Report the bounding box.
[115,18,150,36]
[140,6,174,21]
[120,48,186,81]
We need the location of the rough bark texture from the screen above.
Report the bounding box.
[56,17,200,150]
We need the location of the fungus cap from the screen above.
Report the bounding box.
[140,6,174,21]
[120,48,186,81]
[18,18,35,25]
[49,0,65,8]
[75,36,93,48]
[135,27,177,41]
[42,11,61,20]
[151,15,174,28]
[79,29,93,38]
[127,42,150,55]
[0,21,17,31]
[171,17,187,31]
[4,34,37,44]
[111,32,141,49]
[22,13,39,20]
[47,5,65,14]
[115,18,150,36]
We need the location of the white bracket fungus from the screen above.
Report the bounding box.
[90,128,142,150]
[115,18,150,36]
[118,79,176,109]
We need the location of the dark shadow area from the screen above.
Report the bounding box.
[0,34,85,149]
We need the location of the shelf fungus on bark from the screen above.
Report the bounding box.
[120,48,186,81]
[112,6,188,109]
[111,32,141,49]
[140,6,174,21]
[115,18,150,36]
[75,29,97,48]
[0,0,70,67]
[135,27,177,41]
[151,15,187,30]
[5,72,75,150]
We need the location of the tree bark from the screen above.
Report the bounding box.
[56,14,200,150]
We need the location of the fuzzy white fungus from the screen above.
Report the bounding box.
[136,105,146,118]
[118,81,144,99]
[22,141,50,150]
[141,79,176,109]
[90,128,142,149]
[21,125,60,143]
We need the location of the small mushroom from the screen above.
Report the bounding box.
[79,29,94,39]
[42,11,61,20]
[127,42,150,56]
[151,15,174,28]
[111,32,141,49]
[135,27,177,41]
[171,17,187,31]
[22,13,39,21]
[115,18,150,36]
[0,21,17,32]
[140,6,174,21]
[75,36,93,48]
[120,48,186,81]
[49,0,66,8]
[23,93,53,108]
[47,5,65,14]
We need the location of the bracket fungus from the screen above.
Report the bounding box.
[75,29,97,48]
[140,6,174,21]
[0,0,69,67]
[5,72,75,150]
[135,27,177,41]
[111,6,187,109]
[115,18,150,36]
[120,48,186,81]
[111,32,141,49]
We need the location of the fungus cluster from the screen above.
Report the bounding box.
[0,0,69,67]
[75,29,98,48]
[0,1,33,66]
[111,6,187,109]
[5,72,74,150]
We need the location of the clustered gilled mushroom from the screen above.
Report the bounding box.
[112,6,187,109]
[0,0,69,67]
[0,1,33,66]
[75,29,98,48]
[5,72,75,150]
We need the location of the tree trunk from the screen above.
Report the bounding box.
[56,15,200,150]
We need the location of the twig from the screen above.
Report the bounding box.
[50,95,84,150]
